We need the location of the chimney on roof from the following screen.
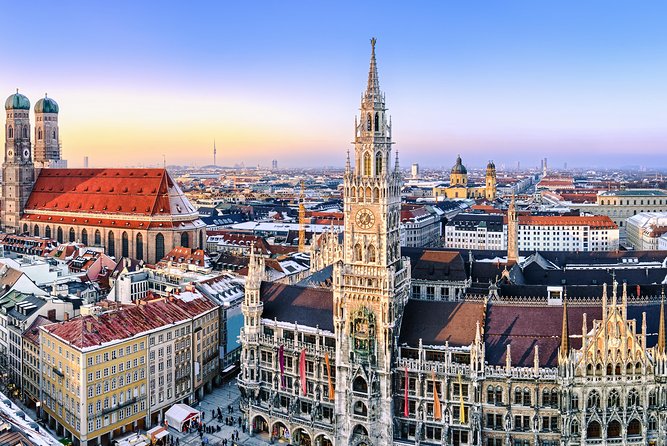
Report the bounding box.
[64,312,69,321]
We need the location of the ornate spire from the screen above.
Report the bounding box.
[559,297,569,362]
[659,290,666,354]
[366,37,380,98]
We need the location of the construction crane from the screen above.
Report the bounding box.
[298,180,306,252]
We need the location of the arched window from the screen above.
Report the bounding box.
[607,420,621,438]
[121,231,129,257]
[45,226,51,239]
[366,113,371,131]
[571,419,579,436]
[353,401,368,416]
[495,386,503,404]
[571,393,578,410]
[649,417,658,431]
[375,152,382,175]
[38,128,43,140]
[353,376,368,393]
[107,231,115,257]
[180,232,189,248]
[52,130,56,139]
[587,421,601,439]
[374,112,379,131]
[56,227,63,243]
[94,230,101,246]
[363,152,371,176]
[354,244,362,262]
[33,225,39,237]
[22,224,28,234]
[627,389,640,407]
[608,389,619,408]
[587,390,600,409]
[81,229,88,246]
[136,233,144,260]
[649,390,657,407]
[67,227,75,242]
[22,126,27,138]
[155,233,165,261]
[514,388,522,405]
[628,418,642,435]
[7,126,12,139]
[367,245,376,263]
[523,388,531,406]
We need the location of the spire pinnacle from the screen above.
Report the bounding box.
[366,37,380,98]
[659,290,666,354]
[559,297,569,360]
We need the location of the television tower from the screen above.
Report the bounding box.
[213,139,217,166]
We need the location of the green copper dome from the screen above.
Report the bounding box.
[35,95,59,114]
[451,155,467,174]
[5,91,30,110]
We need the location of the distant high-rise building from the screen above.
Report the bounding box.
[543,157,548,176]
[83,156,89,168]
[272,159,278,170]
[411,162,419,178]
[213,139,217,166]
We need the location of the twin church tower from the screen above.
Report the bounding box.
[3,91,65,232]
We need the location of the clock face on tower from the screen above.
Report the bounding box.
[22,149,29,159]
[355,208,375,229]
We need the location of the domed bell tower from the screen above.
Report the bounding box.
[485,160,496,201]
[3,91,35,234]
[34,94,63,168]
[333,38,410,446]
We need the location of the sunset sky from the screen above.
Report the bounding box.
[2,1,667,169]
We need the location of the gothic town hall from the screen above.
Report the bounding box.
[238,40,667,446]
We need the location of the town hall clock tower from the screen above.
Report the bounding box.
[333,38,410,446]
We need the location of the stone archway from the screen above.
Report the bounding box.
[314,434,333,446]
[292,427,312,446]
[272,421,290,442]
[251,415,268,435]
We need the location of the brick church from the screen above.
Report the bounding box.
[3,92,205,263]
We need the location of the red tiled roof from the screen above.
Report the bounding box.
[158,247,207,267]
[518,215,617,229]
[24,168,199,219]
[43,298,217,349]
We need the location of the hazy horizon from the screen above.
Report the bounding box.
[2,1,666,169]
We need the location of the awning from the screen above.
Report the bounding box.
[165,404,200,431]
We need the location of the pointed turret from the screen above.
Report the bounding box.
[365,37,380,99]
[658,291,666,355]
[559,297,569,363]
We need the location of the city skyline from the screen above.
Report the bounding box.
[2,1,667,168]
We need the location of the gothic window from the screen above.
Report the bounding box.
[571,419,579,436]
[366,113,372,131]
[586,421,601,439]
[56,227,63,243]
[94,230,101,246]
[108,231,115,257]
[627,419,641,436]
[353,401,368,416]
[607,389,619,408]
[22,126,27,138]
[45,226,51,238]
[121,231,129,257]
[155,233,165,261]
[375,152,383,175]
[363,152,371,176]
[351,308,375,358]
[627,389,640,407]
[367,244,376,263]
[587,390,600,409]
[22,224,28,234]
[523,388,531,406]
[353,376,368,394]
[180,232,189,248]
[7,126,12,139]
[649,390,657,407]
[38,129,43,140]
[614,363,621,375]
[81,229,88,246]
[353,425,368,437]
[626,362,633,374]
[354,244,362,262]
[571,393,578,410]
[607,420,621,438]
[136,233,144,260]
[52,130,56,139]
[635,362,641,373]
[34,225,39,237]
[374,112,379,131]
[69,227,75,242]
[649,416,657,431]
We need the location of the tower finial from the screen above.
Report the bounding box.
[559,295,569,362]
[366,37,380,97]
[659,290,666,354]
